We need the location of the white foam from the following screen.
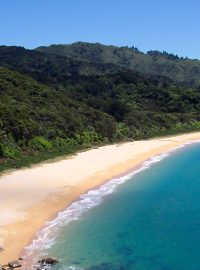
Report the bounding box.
[23,141,200,265]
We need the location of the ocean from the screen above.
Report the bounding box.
[25,142,200,270]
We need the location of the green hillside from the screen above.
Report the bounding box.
[36,42,200,87]
[0,67,116,170]
[65,70,200,138]
[1,43,200,171]
[0,45,125,83]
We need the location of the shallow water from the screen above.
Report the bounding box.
[26,143,200,270]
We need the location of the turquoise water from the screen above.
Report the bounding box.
[29,143,200,270]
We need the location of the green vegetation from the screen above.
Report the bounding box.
[0,67,116,171]
[36,42,200,87]
[0,46,124,82]
[1,42,200,172]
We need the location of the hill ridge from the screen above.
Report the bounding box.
[36,41,200,87]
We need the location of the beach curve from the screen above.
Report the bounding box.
[1,132,200,264]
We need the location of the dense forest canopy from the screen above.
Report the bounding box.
[1,42,200,170]
[36,42,200,87]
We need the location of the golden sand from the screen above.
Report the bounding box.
[1,132,200,264]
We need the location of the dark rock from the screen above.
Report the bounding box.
[0,247,4,252]
[41,258,58,265]
[8,260,21,268]
[18,258,23,261]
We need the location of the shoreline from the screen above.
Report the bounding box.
[1,132,200,264]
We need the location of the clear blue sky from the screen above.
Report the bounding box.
[1,0,200,58]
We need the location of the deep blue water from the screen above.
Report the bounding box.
[33,143,200,270]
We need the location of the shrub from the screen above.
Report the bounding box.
[75,130,102,144]
[52,137,77,148]
[0,143,21,159]
[115,123,130,140]
[29,136,52,151]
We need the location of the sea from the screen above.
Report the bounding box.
[24,142,200,270]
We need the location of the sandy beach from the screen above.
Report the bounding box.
[1,132,200,264]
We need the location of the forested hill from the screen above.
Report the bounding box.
[0,45,125,82]
[1,43,200,170]
[36,42,200,87]
[0,67,117,169]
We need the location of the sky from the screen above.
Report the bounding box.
[1,0,200,59]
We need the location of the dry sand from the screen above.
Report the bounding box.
[1,132,200,264]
